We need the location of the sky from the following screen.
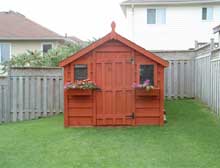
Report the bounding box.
[0,0,127,41]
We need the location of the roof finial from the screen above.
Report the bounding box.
[111,21,116,32]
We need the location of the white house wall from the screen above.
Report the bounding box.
[125,4,220,50]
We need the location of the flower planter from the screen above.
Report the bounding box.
[67,89,92,96]
[135,88,160,96]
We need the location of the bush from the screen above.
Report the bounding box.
[0,42,83,73]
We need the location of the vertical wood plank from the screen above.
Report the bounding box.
[48,77,54,116]
[18,77,23,121]
[24,77,30,120]
[167,61,172,99]
[43,77,47,117]
[55,77,60,114]
[180,61,185,98]
[30,77,35,119]
[36,77,42,118]
[12,77,17,122]
[173,61,178,99]
[0,86,2,123]
[59,77,64,113]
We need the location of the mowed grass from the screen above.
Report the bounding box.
[1,100,220,168]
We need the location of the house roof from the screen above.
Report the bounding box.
[0,11,63,40]
[121,0,220,5]
[213,24,220,34]
[59,22,169,67]
[65,35,85,44]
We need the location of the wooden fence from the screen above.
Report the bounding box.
[164,60,195,99]
[1,48,219,123]
[194,46,220,116]
[0,67,63,123]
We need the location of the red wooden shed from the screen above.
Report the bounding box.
[59,22,169,127]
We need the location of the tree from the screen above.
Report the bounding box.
[0,42,83,73]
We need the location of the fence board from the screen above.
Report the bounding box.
[24,77,30,120]
[0,86,3,123]
[12,77,17,122]
[18,77,23,121]
[43,77,47,117]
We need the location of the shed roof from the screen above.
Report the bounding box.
[59,22,169,67]
[0,11,63,40]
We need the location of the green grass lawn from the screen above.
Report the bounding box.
[1,100,220,168]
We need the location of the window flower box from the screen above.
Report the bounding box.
[135,88,160,96]
[67,89,92,96]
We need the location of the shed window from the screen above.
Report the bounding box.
[74,64,88,80]
[140,64,154,85]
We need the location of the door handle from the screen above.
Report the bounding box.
[126,112,135,119]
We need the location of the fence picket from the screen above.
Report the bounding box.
[0,86,3,123]
[18,77,23,121]
[12,77,17,122]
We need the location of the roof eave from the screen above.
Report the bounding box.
[0,37,65,41]
[120,0,220,7]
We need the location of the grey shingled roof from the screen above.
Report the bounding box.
[0,11,64,40]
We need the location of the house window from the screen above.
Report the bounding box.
[42,43,52,53]
[147,8,166,24]
[140,64,154,85]
[0,43,10,63]
[74,64,88,80]
[202,7,213,21]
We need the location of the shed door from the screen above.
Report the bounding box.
[95,52,135,126]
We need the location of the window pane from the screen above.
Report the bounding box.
[157,8,166,24]
[43,44,52,53]
[202,8,207,20]
[207,7,213,20]
[140,64,154,85]
[0,44,10,62]
[74,64,88,80]
[147,9,156,24]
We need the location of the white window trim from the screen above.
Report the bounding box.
[41,42,53,53]
[201,6,213,22]
[0,42,12,63]
[146,8,166,25]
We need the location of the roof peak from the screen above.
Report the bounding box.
[111,21,116,32]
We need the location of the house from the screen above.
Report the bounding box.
[0,11,65,63]
[120,0,220,50]
[64,35,85,46]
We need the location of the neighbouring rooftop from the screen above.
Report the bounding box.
[0,10,63,40]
